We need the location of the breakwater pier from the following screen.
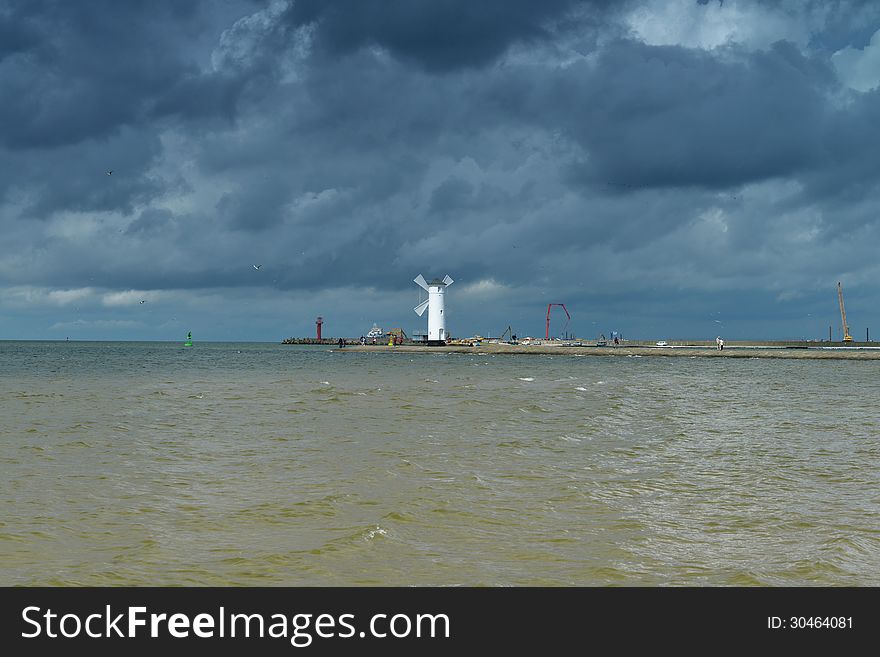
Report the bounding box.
[337,342,880,360]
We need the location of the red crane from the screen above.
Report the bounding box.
[316,316,323,340]
[545,303,570,339]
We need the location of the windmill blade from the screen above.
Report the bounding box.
[413,299,429,316]
[414,274,429,291]
[442,274,454,286]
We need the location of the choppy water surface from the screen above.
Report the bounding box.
[1,341,878,585]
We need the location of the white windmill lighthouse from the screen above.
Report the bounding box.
[414,274,453,345]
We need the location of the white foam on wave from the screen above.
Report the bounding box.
[364,526,388,541]
[518,377,534,382]
[575,386,588,391]
[595,381,604,385]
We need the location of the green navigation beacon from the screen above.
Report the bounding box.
[184,331,193,347]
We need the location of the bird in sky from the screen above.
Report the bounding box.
[139,300,147,304]
[253,264,262,270]
[106,170,112,176]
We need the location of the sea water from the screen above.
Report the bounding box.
[1,341,878,585]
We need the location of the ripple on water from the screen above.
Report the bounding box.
[2,343,879,585]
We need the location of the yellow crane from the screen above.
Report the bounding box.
[837,281,853,342]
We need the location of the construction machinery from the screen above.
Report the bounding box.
[837,282,853,342]
[545,303,571,340]
[499,325,514,343]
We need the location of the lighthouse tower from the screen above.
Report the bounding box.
[414,274,453,345]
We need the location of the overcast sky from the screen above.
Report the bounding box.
[2,0,879,342]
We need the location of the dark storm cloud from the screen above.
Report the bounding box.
[746,1,880,53]
[150,72,247,124]
[0,0,281,153]
[2,0,880,340]
[125,207,174,236]
[180,19,879,296]
[428,177,475,215]
[0,1,205,150]
[499,39,838,190]
[0,0,267,219]
[217,180,293,231]
[283,0,622,71]
[803,88,880,205]
[0,12,39,60]
[16,130,167,219]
